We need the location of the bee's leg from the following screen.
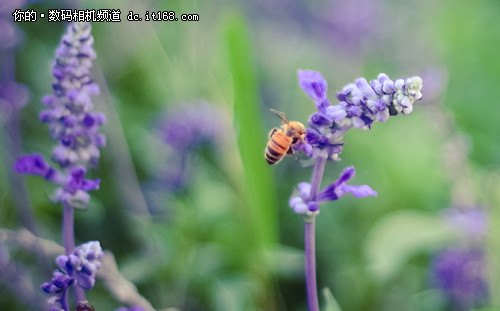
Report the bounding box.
[268,128,278,139]
[287,146,294,155]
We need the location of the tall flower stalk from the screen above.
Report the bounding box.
[288,70,423,310]
[15,22,105,310]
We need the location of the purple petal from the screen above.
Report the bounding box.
[41,282,55,294]
[326,105,347,122]
[294,141,313,156]
[56,255,69,271]
[374,99,387,111]
[326,144,343,156]
[347,105,362,117]
[336,91,348,102]
[355,77,377,98]
[341,185,377,197]
[298,182,311,200]
[82,113,95,128]
[67,166,100,192]
[75,273,95,290]
[14,154,57,181]
[298,70,328,103]
[317,166,376,202]
[309,112,333,128]
[52,271,73,289]
[93,133,106,147]
[317,183,340,201]
[80,178,100,191]
[305,128,321,145]
[335,166,355,186]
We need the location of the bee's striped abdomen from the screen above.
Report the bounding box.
[265,131,292,165]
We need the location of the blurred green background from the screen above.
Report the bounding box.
[1,0,500,310]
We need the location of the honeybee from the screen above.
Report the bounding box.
[265,108,307,165]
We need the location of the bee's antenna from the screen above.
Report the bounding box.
[270,108,289,124]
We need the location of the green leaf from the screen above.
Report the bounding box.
[224,13,277,248]
[363,209,454,282]
[323,287,342,311]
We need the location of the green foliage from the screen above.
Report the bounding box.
[323,287,342,311]
[363,209,454,282]
[224,13,278,248]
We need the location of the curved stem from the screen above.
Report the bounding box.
[62,204,75,255]
[309,157,327,202]
[304,156,327,311]
[305,218,319,311]
[62,203,86,304]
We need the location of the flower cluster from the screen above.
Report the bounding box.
[431,207,489,308]
[14,22,105,310]
[160,102,226,152]
[289,166,377,215]
[15,22,104,209]
[39,22,105,168]
[158,102,229,191]
[295,70,423,160]
[432,248,488,308]
[42,242,103,309]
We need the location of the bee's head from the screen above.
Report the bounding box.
[286,121,307,143]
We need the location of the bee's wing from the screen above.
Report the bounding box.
[269,108,289,124]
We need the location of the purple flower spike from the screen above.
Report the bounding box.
[296,70,423,160]
[39,22,105,169]
[16,22,104,212]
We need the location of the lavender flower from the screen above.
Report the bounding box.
[160,102,226,152]
[158,102,229,191]
[432,248,488,309]
[15,21,104,208]
[295,70,423,160]
[14,22,104,310]
[285,70,423,311]
[289,166,376,214]
[39,22,105,168]
[431,206,489,309]
[42,241,103,310]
